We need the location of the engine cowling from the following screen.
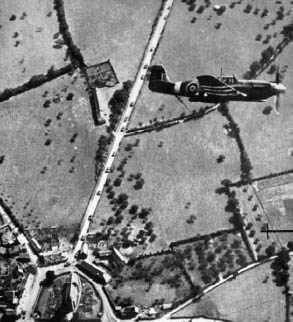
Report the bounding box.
[184,80,199,95]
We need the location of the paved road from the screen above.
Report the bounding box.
[72,0,175,258]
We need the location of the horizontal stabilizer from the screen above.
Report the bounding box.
[149,65,170,82]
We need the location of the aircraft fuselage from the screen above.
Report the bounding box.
[149,79,286,103]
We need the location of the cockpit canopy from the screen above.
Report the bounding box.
[218,76,238,85]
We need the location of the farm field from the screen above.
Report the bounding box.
[255,177,293,247]
[0,0,67,90]
[90,110,241,254]
[0,71,103,229]
[172,261,286,322]
[64,0,161,81]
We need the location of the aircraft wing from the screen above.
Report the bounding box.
[197,75,247,97]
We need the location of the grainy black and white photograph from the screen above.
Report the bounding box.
[0,0,292,321]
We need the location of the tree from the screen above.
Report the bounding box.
[262,105,273,115]
[271,248,290,287]
[216,155,225,163]
[117,193,128,204]
[201,270,213,284]
[134,178,144,190]
[249,61,261,75]
[138,207,150,219]
[282,22,293,41]
[206,251,216,262]
[265,243,276,257]
[260,46,274,65]
[287,241,293,251]
[113,178,122,187]
[129,204,138,214]
[249,229,256,238]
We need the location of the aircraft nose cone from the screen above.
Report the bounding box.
[273,83,286,93]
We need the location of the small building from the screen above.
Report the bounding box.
[17,253,30,263]
[97,249,113,260]
[30,238,42,254]
[5,308,17,316]
[161,302,173,310]
[111,247,129,266]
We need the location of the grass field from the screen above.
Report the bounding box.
[172,261,286,322]
[0,71,103,229]
[90,111,240,253]
[0,0,67,90]
[64,0,161,81]
[229,42,293,177]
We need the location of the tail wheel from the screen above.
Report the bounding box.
[186,82,198,94]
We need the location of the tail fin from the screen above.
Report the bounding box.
[149,65,170,82]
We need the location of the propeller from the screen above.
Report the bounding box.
[274,94,280,114]
[274,65,281,114]
[275,65,280,84]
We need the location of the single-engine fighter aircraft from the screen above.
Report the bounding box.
[148,65,286,112]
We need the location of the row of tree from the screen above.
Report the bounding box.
[0,64,73,103]
[53,0,85,68]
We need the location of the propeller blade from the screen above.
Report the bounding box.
[274,93,280,114]
[275,65,280,84]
